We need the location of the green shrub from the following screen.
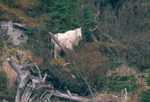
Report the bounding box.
[45,0,82,33]
[0,40,4,49]
[0,60,3,67]
[108,74,137,92]
[50,64,62,74]
[96,76,105,90]
[139,89,150,102]
[146,74,150,86]
[1,0,16,7]
[105,58,123,70]
[0,7,5,20]
[0,71,8,93]
[99,44,127,58]
[25,26,51,59]
[24,2,47,17]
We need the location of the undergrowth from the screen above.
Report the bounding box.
[139,89,150,102]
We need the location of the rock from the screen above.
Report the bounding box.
[0,20,28,46]
[17,34,24,40]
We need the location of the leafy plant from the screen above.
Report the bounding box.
[146,74,150,86]
[105,58,123,70]
[0,40,4,49]
[50,64,62,74]
[0,71,8,93]
[81,5,97,42]
[0,60,3,67]
[108,74,137,92]
[95,76,105,90]
[45,0,82,33]
[139,89,150,102]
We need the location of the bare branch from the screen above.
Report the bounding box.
[99,28,115,43]
[71,66,95,98]
[42,73,47,83]
[13,23,28,30]
[52,90,88,102]
[7,58,122,102]
[49,32,68,54]
[7,58,91,102]
[7,58,22,76]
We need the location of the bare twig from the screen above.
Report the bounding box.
[49,32,68,53]
[63,62,70,66]
[89,26,99,42]
[72,66,95,98]
[42,73,47,83]
[99,28,115,43]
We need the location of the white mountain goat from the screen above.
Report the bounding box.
[51,27,82,59]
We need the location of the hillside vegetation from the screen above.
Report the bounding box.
[0,0,150,101]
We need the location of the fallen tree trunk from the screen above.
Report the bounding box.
[53,90,88,102]
[49,32,69,57]
[7,58,123,102]
[13,23,28,30]
[7,58,90,102]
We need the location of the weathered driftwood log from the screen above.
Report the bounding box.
[7,58,123,102]
[7,58,91,102]
[49,32,69,58]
